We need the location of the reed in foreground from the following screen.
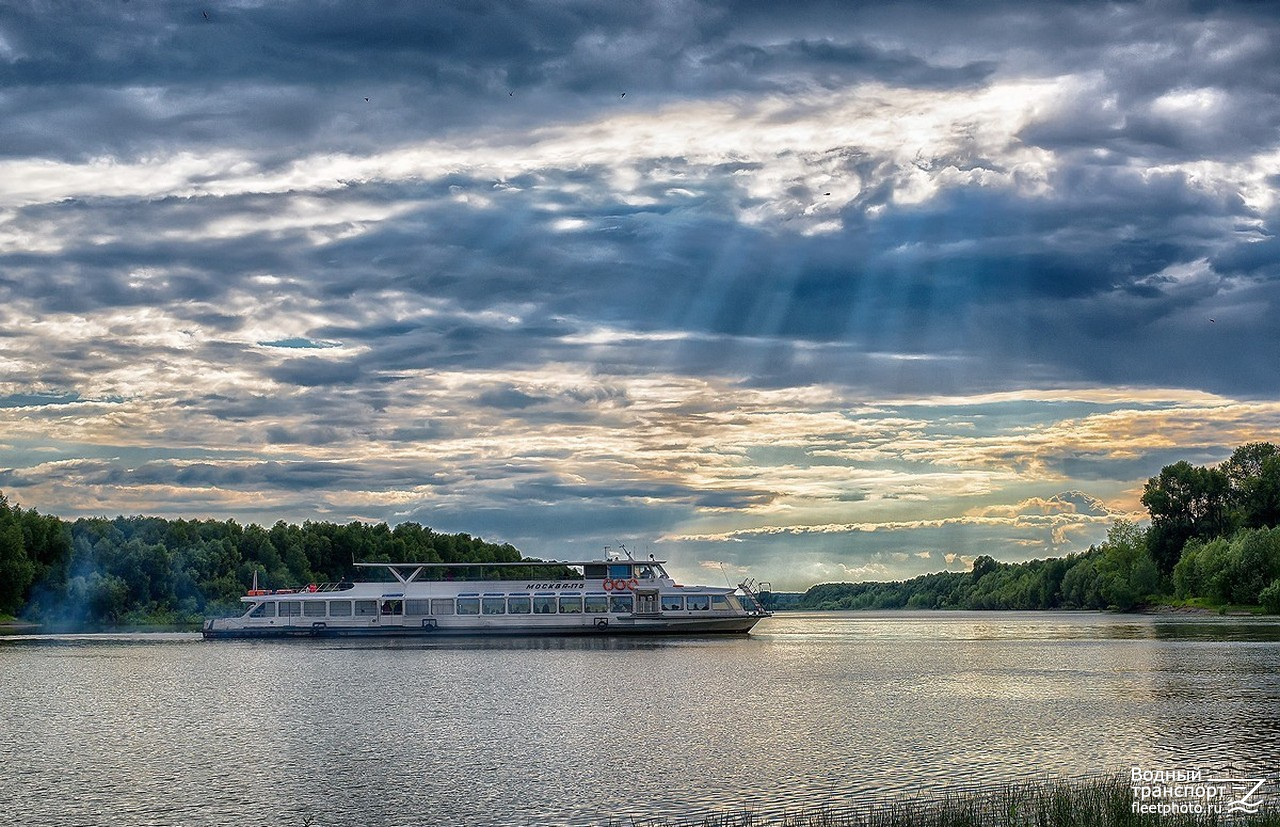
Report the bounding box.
[613,775,1280,827]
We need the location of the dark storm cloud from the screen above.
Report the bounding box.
[7,0,1209,164]
[267,358,363,388]
[475,386,552,410]
[0,0,721,160]
[401,499,693,550]
[700,40,997,92]
[0,458,455,492]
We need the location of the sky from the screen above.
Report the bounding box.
[1,0,1279,589]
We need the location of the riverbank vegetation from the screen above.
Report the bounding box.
[0,498,524,627]
[624,774,1279,827]
[799,442,1280,613]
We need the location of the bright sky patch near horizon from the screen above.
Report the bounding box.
[1,0,1278,589]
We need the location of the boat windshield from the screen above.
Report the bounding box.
[634,563,665,580]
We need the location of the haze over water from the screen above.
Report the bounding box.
[4,611,1279,826]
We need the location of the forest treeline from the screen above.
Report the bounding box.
[800,442,1280,613]
[0,505,526,626]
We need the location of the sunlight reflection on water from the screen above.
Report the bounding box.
[3,611,1278,826]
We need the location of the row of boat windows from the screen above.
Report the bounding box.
[247,593,738,619]
[584,563,661,580]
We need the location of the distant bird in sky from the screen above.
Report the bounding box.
[364,97,369,102]
[620,91,626,97]
[1210,318,1216,323]
[201,9,209,21]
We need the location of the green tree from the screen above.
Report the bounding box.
[65,571,130,625]
[1094,521,1159,610]
[1222,443,1280,530]
[1175,537,1233,603]
[1060,557,1103,608]
[1142,461,1230,575]
[971,555,999,582]
[1223,528,1280,605]
[0,507,34,615]
[1260,579,1280,614]
[1172,541,1202,599]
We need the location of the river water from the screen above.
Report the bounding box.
[3,611,1279,826]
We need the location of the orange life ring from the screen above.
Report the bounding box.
[603,579,614,591]
[628,578,639,591]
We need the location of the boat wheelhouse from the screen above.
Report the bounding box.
[202,555,771,638]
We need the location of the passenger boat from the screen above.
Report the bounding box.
[202,553,771,638]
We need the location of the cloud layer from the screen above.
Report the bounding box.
[2,0,1278,587]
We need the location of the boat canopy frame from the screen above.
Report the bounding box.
[353,559,670,584]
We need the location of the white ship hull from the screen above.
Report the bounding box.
[203,614,762,638]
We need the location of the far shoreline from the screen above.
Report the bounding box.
[5,604,1274,636]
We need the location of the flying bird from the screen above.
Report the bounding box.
[201,9,209,21]
[620,91,626,97]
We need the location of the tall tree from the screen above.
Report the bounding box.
[1141,461,1230,575]
[1222,442,1280,530]
[1094,520,1159,610]
[0,512,34,615]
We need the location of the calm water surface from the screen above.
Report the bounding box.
[3,611,1280,826]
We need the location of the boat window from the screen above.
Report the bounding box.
[280,601,302,617]
[725,595,743,612]
[482,597,506,615]
[303,601,326,617]
[687,595,711,611]
[533,595,556,614]
[558,596,583,614]
[456,597,480,615]
[584,595,608,613]
[635,564,657,580]
[329,600,353,617]
[249,602,275,618]
[607,564,633,579]
[508,596,532,614]
[661,595,684,612]
[354,600,378,617]
[710,594,733,611]
[405,599,430,615]
[609,595,633,614]
[584,564,607,579]
[430,598,455,616]
[380,600,404,616]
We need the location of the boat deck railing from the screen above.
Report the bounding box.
[246,581,353,597]
[738,578,773,616]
